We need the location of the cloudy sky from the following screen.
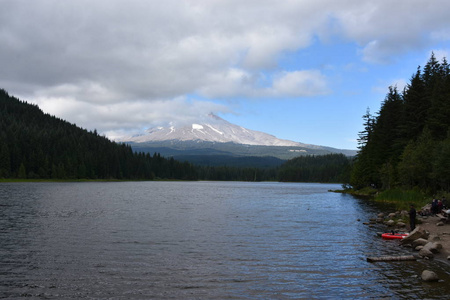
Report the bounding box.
[2,0,450,150]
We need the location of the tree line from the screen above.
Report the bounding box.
[0,89,197,180]
[350,53,450,193]
[278,153,351,183]
[0,88,352,182]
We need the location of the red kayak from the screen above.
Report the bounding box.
[381,233,408,240]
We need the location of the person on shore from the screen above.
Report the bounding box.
[437,199,443,213]
[431,199,438,215]
[409,204,416,232]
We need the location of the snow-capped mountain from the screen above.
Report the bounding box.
[121,114,311,147]
[119,114,357,159]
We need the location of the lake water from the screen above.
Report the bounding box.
[1,181,449,299]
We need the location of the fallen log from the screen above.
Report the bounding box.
[366,255,416,263]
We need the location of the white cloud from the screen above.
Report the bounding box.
[30,95,228,139]
[271,70,330,97]
[198,69,329,99]
[2,0,450,135]
[334,1,450,63]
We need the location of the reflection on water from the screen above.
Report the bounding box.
[0,181,449,299]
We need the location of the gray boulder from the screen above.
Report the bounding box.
[412,238,428,248]
[386,219,395,226]
[419,248,434,259]
[421,270,439,282]
[400,226,429,245]
[422,242,442,254]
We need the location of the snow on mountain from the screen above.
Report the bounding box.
[120,114,309,147]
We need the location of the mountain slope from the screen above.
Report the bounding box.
[121,114,313,147]
[121,114,357,159]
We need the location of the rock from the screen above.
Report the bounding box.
[436,221,444,226]
[400,210,409,216]
[397,222,406,227]
[376,218,384,223]
[412,238,428,248]
[428,235,441,242]
[388,213,396,218]
[378,213,385,218]
[400,226,429,245]
[421,270,439,282]
[434,243,443,251]
[419,248,434,259]
[415,246,424,251]
[422,203,432,211]
[386,219,395,226]
[422,242,441,254]
[447,256,450,260]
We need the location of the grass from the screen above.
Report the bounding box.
[374,188,429,210]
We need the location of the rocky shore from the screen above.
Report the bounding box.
[411,215,450,259]
[367,210,450,260]
[365,211,450,282]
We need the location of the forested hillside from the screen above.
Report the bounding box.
[190,154,351,182]
[351,53,450,193]
[0,89,197,180]
[278,154,351,183]
[0,88,353,183]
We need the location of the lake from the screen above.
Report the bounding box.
[1,181,449,299]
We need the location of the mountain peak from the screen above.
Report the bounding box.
[120,114,305,147]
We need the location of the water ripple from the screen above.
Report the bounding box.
[1,181,449,299]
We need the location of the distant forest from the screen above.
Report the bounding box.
[350,53,450,193]
[278,154,351,183]
[0,88,351,182]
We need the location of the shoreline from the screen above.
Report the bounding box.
[373,213,450,261]
[415,215,450,260]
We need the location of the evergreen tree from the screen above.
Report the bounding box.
[401,68,426,141]
[350,53,450,193]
